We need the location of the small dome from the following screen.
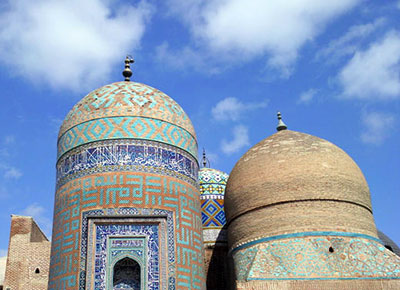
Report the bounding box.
[225,130,378,248]
[57,82,197,160]
[200,168,229,245]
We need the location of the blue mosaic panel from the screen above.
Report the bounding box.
[80,208,175,290]
[233,234,400,281]
[95,224,159,290]
[56,139,198,189]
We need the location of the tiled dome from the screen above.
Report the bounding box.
[57,81,197,160]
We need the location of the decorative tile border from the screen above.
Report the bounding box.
[58,116,197,160]
[56,139,198,189]
[232,232,400,281]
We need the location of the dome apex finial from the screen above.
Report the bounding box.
[277,111,287,131]
[122,55,134,81]
[202,148,210,168]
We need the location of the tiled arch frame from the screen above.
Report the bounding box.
[79,207,175,290]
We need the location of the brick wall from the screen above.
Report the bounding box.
[3,215,51,290]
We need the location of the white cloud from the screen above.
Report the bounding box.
[212,97,268,121]
[298,89,318,104]
[167,0,361,75]
[21,203,52,238]
[4,167,22,179]
[339,30,400,100]
[0,0,153,91]
[316,18,385,62]
[221,124,250,154]
[0,163,23,180]
[360,112,395,145]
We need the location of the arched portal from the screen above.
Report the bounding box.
[113,257,141,290]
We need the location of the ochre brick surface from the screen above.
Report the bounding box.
[225,130,378,248]
[3,215,50,290]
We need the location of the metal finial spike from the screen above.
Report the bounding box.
[202,148,207,168]
[122,55,134,81]
[276,111,287,131]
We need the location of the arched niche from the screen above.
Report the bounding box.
[112,257,141,290]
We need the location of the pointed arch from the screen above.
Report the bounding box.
[113,257,141,290]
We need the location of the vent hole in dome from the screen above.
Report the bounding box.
[329,246,334,253]
[35,268,40,274]
[385,245,393,252]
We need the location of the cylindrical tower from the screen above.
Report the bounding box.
[225,125,400,289]
[199,167,229,289]
[48,80,205,290]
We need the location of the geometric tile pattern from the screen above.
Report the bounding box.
[201,199,225,227]
[199,168,229,245]
[48,172,205,290]
[56,139,198,189]
[199,168,228,200]
[57,116,197,159]
[233,233,400,281]
[60,81,195,138]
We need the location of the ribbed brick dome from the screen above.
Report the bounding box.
[225,129,378,248]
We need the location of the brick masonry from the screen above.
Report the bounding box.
[3,215,50,290]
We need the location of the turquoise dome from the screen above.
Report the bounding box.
[57,81,197,160]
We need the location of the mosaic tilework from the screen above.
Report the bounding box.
[199,168,228,245]
[233,234,400,281]
[60,81,195,138]
[201,199,225,227]
[96,225,157,290]
[48,172,205,290]
[83,210,174,290]
[199,169,228,188]
[57,116,197,159]
[56,139,198,188]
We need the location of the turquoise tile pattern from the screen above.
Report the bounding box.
[233,233,400,281]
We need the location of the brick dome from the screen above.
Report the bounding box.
[225,129,378,249]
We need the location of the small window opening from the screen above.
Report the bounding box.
[385,245,393,252]
[328,246,334,253]
[35,268,40,274]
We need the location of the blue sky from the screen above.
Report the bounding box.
[0,0,399,256]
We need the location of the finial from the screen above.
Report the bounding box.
[202,148,210,168]
[122,55,134,81]
[276,111,287,131]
